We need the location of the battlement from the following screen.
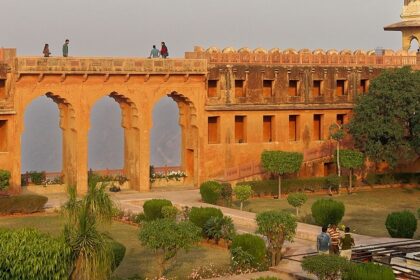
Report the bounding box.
[185,46,419,67]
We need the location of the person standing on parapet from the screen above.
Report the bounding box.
[160,42,168,58]
[62,39,69,57]
[149,45,160,58]
[43,44,51,57]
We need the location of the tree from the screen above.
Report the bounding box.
[348,66,420,168]
[139,219,201,277]
[256,210,297,266]
[329,124,345,194]
[337,149,364,193]
[287,192,308,216]
[234,184,253,210]
[62,178,116,280]
[261,151,303,199]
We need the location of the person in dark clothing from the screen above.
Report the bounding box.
[160,42,168,58]
[63,39,69,57]
[43,44,51,57]
[340,226,355,260]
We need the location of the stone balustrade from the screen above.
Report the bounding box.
[185,46,420,67]
[14,57,208,74]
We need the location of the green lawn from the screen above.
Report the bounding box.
[0,215,230,279]
[233,187,420,238]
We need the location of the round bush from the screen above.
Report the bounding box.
[200,181,223,204]
[311,199,345,226]
[161,205,178,220]
[0,228,71,279]
[143,199,172,220]
[302,255,349,280]
[189,207,223,230]
[344,262,395,280]
[385,211,417,238]
[220,183,233,206]
[230,233,267,270]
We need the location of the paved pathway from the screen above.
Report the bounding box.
[41,188,402,280]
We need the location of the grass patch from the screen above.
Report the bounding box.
[232,187,420,238]
[0,214,230,279]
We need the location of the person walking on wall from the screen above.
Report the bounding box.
[63,39,70,57]
[340,227,355,260]
[317,226,330,255]
[160,42,168,58]
[149,45,160,58]
[43,44,51,57]
[327,224,341,255]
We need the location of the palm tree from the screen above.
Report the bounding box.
[62,177,115,280]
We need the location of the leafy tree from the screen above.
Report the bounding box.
[139,219,201,277]
[234,184,253,210]
[261,151,303,199]
[256,210,297,266]
[0,169,10,191]
[287,192,308,216]
[348,66,420,167]
[337,149,364,193]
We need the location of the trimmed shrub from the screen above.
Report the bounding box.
[311,199,345,226]
[230,233,267,270]
[203,216,236,243]
[143,199,172,221]
[385,211,417,238]
[0,194,48,214]
[0,228,71,279]
[344,262,395,280]
[189,207,223,231]
[29,170,46,185]
[161,205,178,220]
[220,182,233,206]
[287,192,308,216]
[200,181,223,204]
[365,172,420,185]
[0,169,10,191]
[326,174,340,192]
[302,255,350,280]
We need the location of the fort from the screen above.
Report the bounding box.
[1,1,419,193]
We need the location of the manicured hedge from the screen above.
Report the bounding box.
[238,176,350,196]
[230,233,267,270]
[365,172,420,185]
[344,262,395,280]
[0,228,71,279]
[143,199,172,220]
[0,194,48,214]
[385,211,417,238]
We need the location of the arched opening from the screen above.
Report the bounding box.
[150,92,198,188]
[150,97,182,186]
[21,95,62,185]
[409,36,420,52]
[88,96,124,175]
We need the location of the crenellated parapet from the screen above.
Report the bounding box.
[185,46,419,67]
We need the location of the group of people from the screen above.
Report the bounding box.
[149,42,169,58]
[317,224,355,260]
[43,39,70,57]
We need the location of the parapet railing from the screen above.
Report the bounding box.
[186,50,419,67]
[14,57,208,74]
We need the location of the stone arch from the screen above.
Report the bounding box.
[88,91,141,190]
[20,91,77,187]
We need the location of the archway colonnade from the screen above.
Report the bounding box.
[12,72,206,193]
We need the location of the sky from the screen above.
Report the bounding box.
[1,0,407,172]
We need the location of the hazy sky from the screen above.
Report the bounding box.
[4,0,407,172]
[1,0,404,56]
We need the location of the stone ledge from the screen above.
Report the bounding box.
[205,103,354,111]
